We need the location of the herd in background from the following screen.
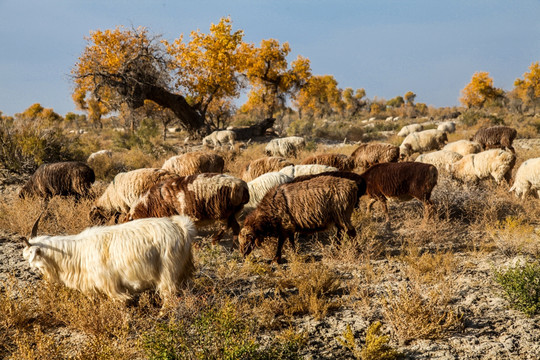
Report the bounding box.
[15,121,540,309]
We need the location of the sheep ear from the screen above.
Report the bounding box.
[28,247,41,263]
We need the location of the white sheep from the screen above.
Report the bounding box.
[265,136,306,157]
[449,149,515,184]
[442,140,482,156]
[23,215,195,309]
[202,130,236,148]
[87,150,112,163]
[397,123,424,137]
[437,121,456,133]
[415,150,463,172]
[399,129,448,159]
[509,158,540,199]
[278,164,338,178]
[240,171,293,217]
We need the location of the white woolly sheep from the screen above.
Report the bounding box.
[202,130,236,148]
[265,136,306,157]
[449,149,516,184]
[509,157,540,199]
[23,215,195,309]
[240,171,293,218]
[87,150,112,163]
[415,150,463,172]
[397,123,424,137]
[442,140,482,156]
[161,151,224,176]
[278,164,338,178]
[437,121,456,133]
[399,129,448,159]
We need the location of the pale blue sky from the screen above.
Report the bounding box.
[1,0,539,116]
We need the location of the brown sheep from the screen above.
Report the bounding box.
[239,176,359,263]
[19,161,95,200]
[129,173,249,244]
[242,156,293,182]
[360,162,438,224]
[350,142,399,171]
[300,154,355,171]
[470,126,517,153]
[162,151,225,176]
[291,171,367,205]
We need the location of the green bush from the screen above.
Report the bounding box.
[142,302,304,360]
[494,261,540,316]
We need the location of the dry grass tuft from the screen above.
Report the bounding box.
[380,282,463,345]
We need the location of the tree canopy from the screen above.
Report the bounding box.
[72,18,312,135]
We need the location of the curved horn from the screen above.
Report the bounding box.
[29,211,44,239]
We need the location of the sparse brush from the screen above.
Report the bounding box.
[9,326,66,360]
[277,261,342,320]
[338,322,403,360]
[380,282,463,344]
[400,247,457,284]
[0,196,95,237]
[494,261,540,316]
[487,216,540,257]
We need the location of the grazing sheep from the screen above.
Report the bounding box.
[23,214,195,309]
[397,123,424,137]
[399,129,448,160]
[129,173,249,244]
[300,153,354,171]
[87,150,112,163]
[360,162,438,223]
[202,130,236,148]
[239,176,359,263]
[509,158,540,199]
[415,150,463,172]
[240,171,293,217]
[291,171,367,206]
[278,164,338,178]
[242,157,293,182]
[162,152,225,176]
[350,142,399,170]
[442,140,482,156]
[19,161,95,200]
[89,168,175,223]
[265,136,306,157]
[437,121,456,133]
[471,126,517,152]
[449,149,516,184]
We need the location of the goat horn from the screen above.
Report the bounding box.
[29,211,44,239]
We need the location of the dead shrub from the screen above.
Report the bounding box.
[380,282,463,344]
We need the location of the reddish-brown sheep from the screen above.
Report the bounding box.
[470,126,517,153]
[19,161,95,200]
[129,173,249,243]
[291,171,367,204]
[242,156,293,182]
[300,154,355,172]
[239,176,359,263]
[350,142,399,170]
[360,162,438,224]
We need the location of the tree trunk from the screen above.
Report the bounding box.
[144,85,209,136]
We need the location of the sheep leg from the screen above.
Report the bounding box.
[423,199,435,222]
[366,198,376,214]
[380,200,390,223]
[273,233,287,264]
[227,213,241,245]
[211,225,226,245]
